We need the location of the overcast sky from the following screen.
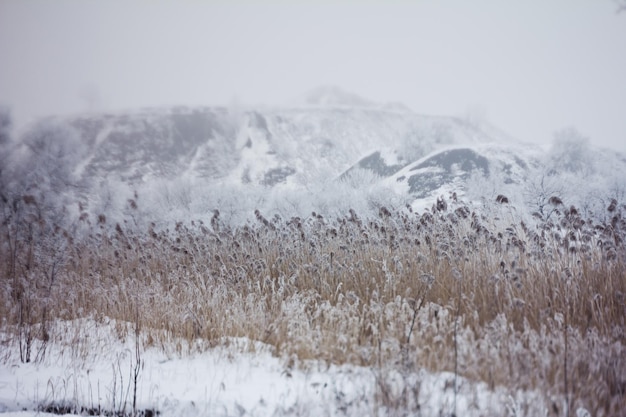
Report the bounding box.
[1,0,625,150]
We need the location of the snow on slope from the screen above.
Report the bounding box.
[386,142,541,200]
[52,90,498,191]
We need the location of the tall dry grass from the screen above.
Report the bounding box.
[1,196,625,415]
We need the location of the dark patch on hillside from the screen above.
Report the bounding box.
[341,151,406,180]
[410,148,489,173]
[69,109,236,182]
[262,167,296,186]
[407,148,490,198]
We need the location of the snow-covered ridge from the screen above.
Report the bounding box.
[16,94,499,190]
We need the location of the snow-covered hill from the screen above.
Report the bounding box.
[4,87,625,224]
[58,97,497,188]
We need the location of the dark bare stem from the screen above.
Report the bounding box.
[406,295,425,346]
[564,303,569,417]
[133,305,141,416]
[454,279,461,417]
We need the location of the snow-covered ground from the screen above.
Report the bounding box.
[0,319,560,417]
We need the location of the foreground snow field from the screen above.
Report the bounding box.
[0,319,560,417]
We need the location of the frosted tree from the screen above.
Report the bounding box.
[0,107,10,146]
[17,120,86,198]
[0,118,86,361]
[0,107,13,200]
[466,168,518,207]
[4,118,87,271]
[0,108,15,265]
[548,127,592,176]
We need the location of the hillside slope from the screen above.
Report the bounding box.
[4,88,625,224]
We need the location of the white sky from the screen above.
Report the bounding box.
[1,0,625,150]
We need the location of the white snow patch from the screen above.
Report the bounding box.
[0,318,549,417]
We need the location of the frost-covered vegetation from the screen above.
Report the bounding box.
[1,185,625,415]
[1,108,626,416]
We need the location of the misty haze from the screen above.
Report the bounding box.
[1,2,625,417]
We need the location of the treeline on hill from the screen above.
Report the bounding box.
[1,185,625,415]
